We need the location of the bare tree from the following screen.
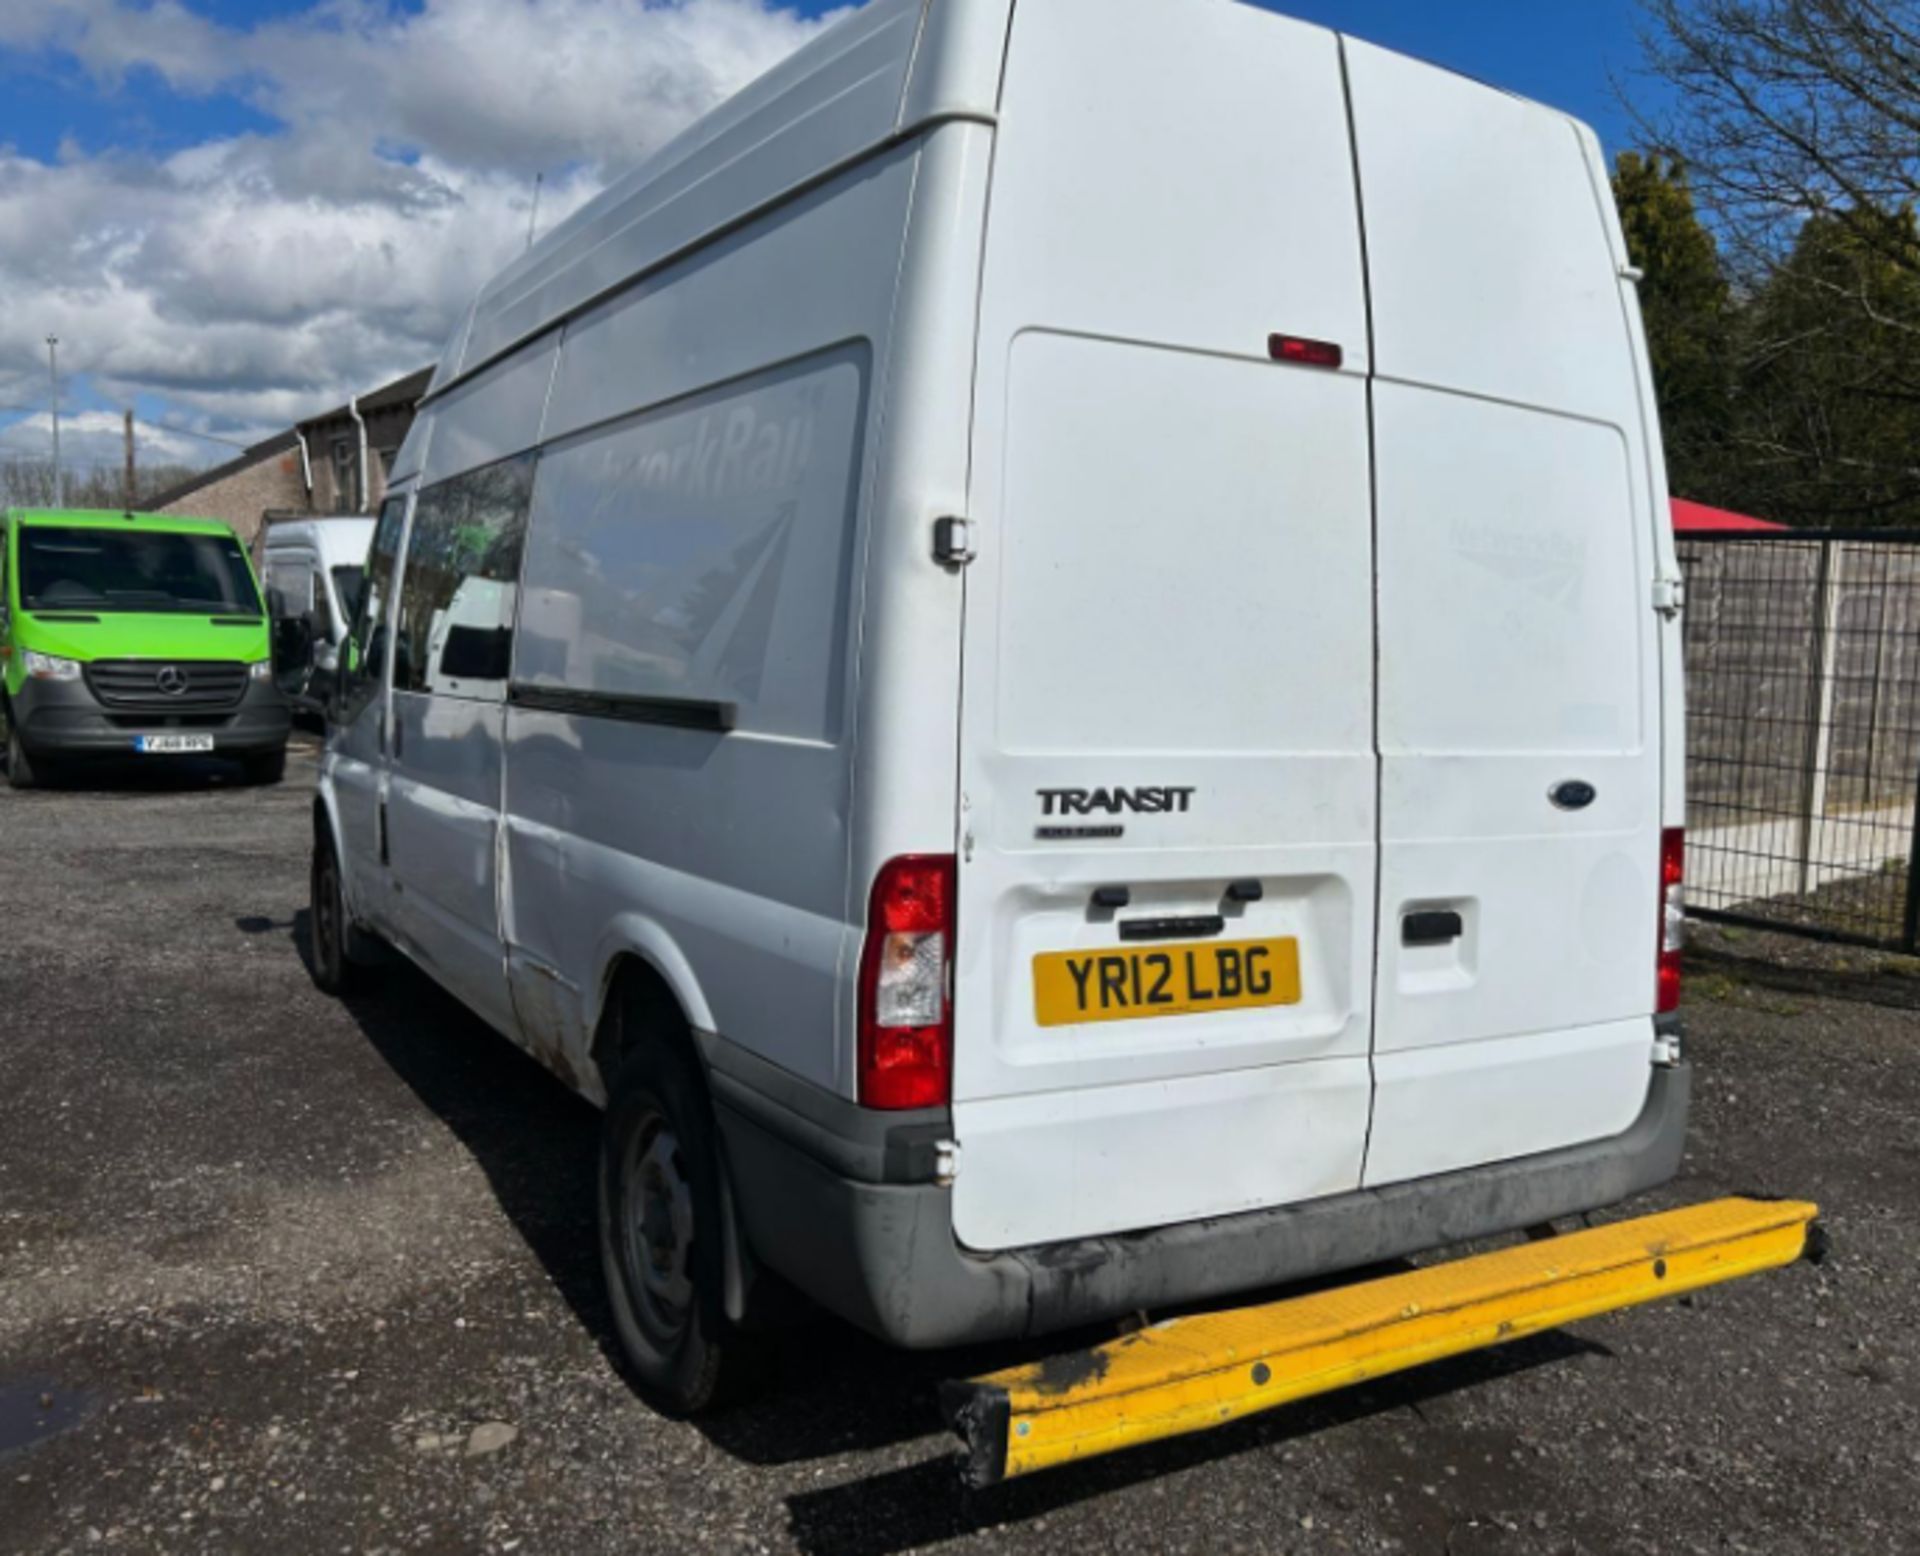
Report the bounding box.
[0,459,61,509]
[1638,0,1920,284]
[1633,1,1920,522]
[0,458,204,512]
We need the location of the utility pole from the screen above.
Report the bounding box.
[124,408,137,512]
[45,335,61,507]
[526,171,544,251]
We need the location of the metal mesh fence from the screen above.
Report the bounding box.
[1680,532,1920,949]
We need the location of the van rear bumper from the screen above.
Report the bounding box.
[712,1051,1690,1351]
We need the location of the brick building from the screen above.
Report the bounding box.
[147,365,432,547]
[296,366,433,515]
[151,431,305,548]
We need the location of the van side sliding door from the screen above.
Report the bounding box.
[382,455,535,1041]
[330,494,409,936]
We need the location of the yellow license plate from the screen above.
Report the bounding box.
[1032,937,1301,1028]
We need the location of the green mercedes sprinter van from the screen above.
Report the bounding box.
[0,509,292,789]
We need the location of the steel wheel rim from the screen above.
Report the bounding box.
[619,1111,695,1342]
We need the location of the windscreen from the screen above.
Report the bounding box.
[20,526,261,616]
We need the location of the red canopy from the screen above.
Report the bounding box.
[1670,498,1787,534]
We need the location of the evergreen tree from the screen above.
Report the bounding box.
[1613,152,1735,506]
[1738,208,1920,524]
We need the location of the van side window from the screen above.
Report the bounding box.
[339,497,408,721]
[393,454,534,701]
[515,348,867,740]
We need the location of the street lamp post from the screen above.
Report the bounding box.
[45,335,61,508]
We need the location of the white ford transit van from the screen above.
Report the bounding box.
[310,0,1689,1414]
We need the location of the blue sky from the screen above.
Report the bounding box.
[0,0,1669,479]
[1,1,1660,163]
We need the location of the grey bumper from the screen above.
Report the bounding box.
[12,674,291,759]
[712,1045,1691,1351]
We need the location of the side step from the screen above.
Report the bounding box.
[941,1196,1821,1487]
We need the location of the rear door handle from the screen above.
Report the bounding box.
[1403,910,1463,947]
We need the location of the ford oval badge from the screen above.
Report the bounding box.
[1550,780,1598,811]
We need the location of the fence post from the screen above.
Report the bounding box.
[1797,540,1838,895]
[1902,732,1920,954]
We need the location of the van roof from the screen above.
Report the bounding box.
[264,516,377,536]
[419,0,1581,416]
[423,0,1016,402]
[6,508,240,536]
[263,516,376,553]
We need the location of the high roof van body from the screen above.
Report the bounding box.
[311,0,1688,1410]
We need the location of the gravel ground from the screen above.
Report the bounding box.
[1,749,1916,1554]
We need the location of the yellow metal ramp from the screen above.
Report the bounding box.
[942,1196,1821,1486]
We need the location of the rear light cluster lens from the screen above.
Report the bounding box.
[1657,828,1685,1014]
[858,855,955,1110]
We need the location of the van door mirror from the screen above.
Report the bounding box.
[272,613,315,683]
[309,639,340,707]
[267,584,291,621]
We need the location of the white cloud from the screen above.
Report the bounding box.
[0,0,845,433]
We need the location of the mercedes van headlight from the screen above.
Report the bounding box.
[23,650,82,682]
[249,659,273,681]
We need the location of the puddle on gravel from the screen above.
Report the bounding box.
[0,1379,90,1460]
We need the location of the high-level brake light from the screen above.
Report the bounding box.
[1268,334,1344,369]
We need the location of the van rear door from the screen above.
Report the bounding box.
[949,0,1377,1253]
[1344,43,1667,1187]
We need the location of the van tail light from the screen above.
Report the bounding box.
[858,854,956,1110]
[1657,828,1685,1014]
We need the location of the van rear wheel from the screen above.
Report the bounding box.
[599,1041,761,1415]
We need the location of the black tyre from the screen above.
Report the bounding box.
[599,1037,761,1415]
[308,829,367,996]
[5,723,36,791]
[244,750,288,786]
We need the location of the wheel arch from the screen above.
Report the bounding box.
[587,916,717,1085]
[311,776,344,848]
[590,929,765,1326]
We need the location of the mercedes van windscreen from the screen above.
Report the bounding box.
[19,525,263,617]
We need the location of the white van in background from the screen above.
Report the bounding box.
[261,516,376,716]
[309,0,1689,1414]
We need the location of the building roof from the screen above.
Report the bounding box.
[297,365,434,433]
[137,430,301,512]
[1671,498,1788,534]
